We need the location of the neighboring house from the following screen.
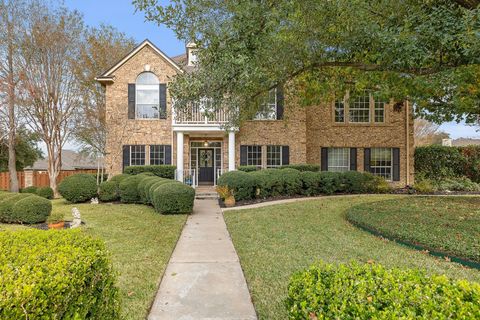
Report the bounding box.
[25,150,103,172]
[96,40,414,187]
[452,138,480,146]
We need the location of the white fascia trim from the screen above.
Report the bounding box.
[101,40,183,77]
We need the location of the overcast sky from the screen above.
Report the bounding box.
[55,0,478,152]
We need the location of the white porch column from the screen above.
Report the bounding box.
[228,131,236,171]
[176,132,184,182]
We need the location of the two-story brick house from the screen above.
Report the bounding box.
[96,40,414,187]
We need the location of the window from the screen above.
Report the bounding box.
[370,148,393,180]
[136,72,160,119]
[130,145,145,166]
[328,148,350,172]
[150,145,166,165]
[254,88,277,120]
[247,146,262,166]
[374,95,386,123]
[349,93,370,123]
[334,100,345,123]
[266,145,282,168]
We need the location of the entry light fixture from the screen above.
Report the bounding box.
[203,140,209,147]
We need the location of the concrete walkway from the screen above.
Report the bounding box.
[148,199,257,320]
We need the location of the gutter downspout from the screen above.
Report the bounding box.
[406,101,411,186]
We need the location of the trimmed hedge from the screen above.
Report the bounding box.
[98,180,119,202]
[0,230,120,319]
[287,261,480,319]
[218,169,390,201]
[124,165,176,179]
[152,183,195,214]
[118,173,153,203]
[281,164,320,172]
[58,174,97,203]
[238,165,259,172]
[20,186,37,194]
[36,186,54,199]
[0,193,52,224]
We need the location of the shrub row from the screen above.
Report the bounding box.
[123,165,176,179]
[238,164,320,173]
[20,186,54,199]
[0,230,120,319]
[101,173,195,214]
[217,169,390,201]
[287,261,480,319]
[414,176,480,193]
[0,192,51,224]
[415,145,480,182]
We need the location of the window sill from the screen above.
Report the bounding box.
[331,122,390,127]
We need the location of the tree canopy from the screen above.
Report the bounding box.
[0,128,42,171]
[134,0,480,125]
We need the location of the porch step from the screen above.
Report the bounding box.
[195,192,219,200]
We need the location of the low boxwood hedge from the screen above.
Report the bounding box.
[58,174,97,203]
[287,261,480,319]
[281,164,320,172]
[238,165,259,172]
[98,180,119,202]
[217,171,257,201]
[118,173,154,203]
[36,186,54,199]
[124,165,176,179]
[152,183,195,214]
[0,229,120,319]
[138,176,161,204]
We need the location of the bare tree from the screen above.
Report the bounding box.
[414,118,450,147]
[19,6,84,195]
[0,0,30,192]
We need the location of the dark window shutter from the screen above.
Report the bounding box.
[364,148,371,173]
[276,85,284,120]
[122,145,130,172]
[128,84,135,119]
[165,145,172,165]
[393,148,400,181]
[321,148,328,171]
[282,146,290,165]
[240,145,248,166]
[350,148,357,171]
[159,83,167,119]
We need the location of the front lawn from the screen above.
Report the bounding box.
[0,200,186,320]
[347,196,480,263]
[224,195,480,320]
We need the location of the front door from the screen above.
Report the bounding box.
[198,148,214,184]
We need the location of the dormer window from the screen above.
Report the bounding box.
[136,72,160,119]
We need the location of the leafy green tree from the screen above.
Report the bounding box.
[134,0,480,125]
[0,128,42,171]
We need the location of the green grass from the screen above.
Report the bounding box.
[347,196,480,263]
[1,199,186,320]
[224,195,480,320]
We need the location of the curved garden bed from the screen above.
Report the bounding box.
[346,196,480,267]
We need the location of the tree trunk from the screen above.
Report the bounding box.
[47,145,61,197]
[7,23,19,193]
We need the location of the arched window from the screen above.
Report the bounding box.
[136,72,159,119]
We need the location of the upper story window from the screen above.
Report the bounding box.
[136,72,160,119]
[334,91,386,124]
[254,88,277,120]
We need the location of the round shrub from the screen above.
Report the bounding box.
[318,172,343,195]
[119,174,145,203]
[98,180,119,202]
[237,165,259,172]
[11,195,52,224]
[143,177,166,204]
[36,186,54,199]
[0,229,120,319]
[341,171,376,193]
[152,183,195,214]
[58,174,97,203]
[109,173,130,185]
[20,186,37,194]
[281,164,320,172]
[0,194,34,223]
[138,176,161,204]
[287,261,480,319]
[149,180,180,202]
[300,171,322,196]
[217,171,256,201]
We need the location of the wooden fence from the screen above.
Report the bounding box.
[0,170,98,190]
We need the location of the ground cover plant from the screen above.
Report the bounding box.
[346,196,480,263]
[0,199,187,320]
[0,229,119,319]
[224,196,480,319]
[287,261,480,319]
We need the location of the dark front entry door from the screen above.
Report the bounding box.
[198,148,214,184]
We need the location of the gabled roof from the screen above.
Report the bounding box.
[26,150,103,171]
[95,39,183,82]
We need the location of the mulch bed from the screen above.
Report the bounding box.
[31,221,85,230]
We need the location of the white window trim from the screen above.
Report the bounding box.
[370,148,393,181]
[254,88,277,120]
[135,73,160,120]
[327,147,350,172]
[334,91,387,124]
[129,145,146,166]
[149,145,167,165]
[246,145,263,167]
[266,145,283,168]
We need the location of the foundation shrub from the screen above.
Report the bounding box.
[286,261,480,319]
[152,183,195,214]
[119,174,153,203]
[217,171,256,201]
[318,172,343,195]
[435,176,480,192]
[238,165,259,172]
[299,171,322,196]
[281,164,320,172]
[138,176,162,204]
[148,179,180,203]
[414,178,436,194]
[124,165,176,179]
[58,174,97,203]
[278,168,303,196]
[341,171,376,194]
[98,180,119,202]
[0,230,120,319]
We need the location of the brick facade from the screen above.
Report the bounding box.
[100,41,414,186]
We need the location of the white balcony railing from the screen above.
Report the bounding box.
[172,100,231,125]
[214,168,228,186]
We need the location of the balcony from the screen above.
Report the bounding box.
[172,100,232,130]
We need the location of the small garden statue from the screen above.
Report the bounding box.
[70,207,81,229]
[91,197,99,204]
